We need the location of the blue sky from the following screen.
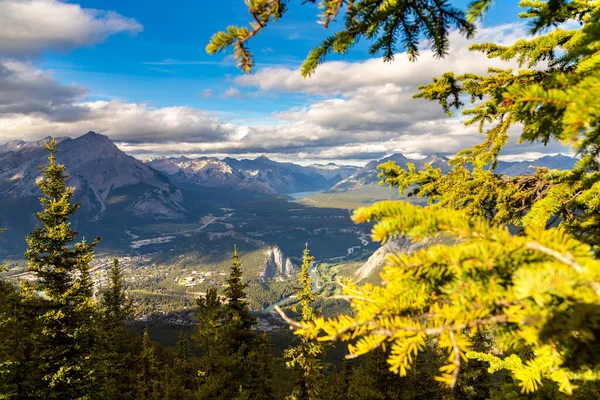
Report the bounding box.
[42,0,522,112]
[0,0,569,164]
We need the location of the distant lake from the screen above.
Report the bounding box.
[286,190,325,200]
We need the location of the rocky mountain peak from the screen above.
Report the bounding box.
[423,153,449,163]
[0,131,185,220]
[255,155,272,162]
[79,131,111,143]
[383,153,410,164]
[0,136,69,154]
[538,153,572,161]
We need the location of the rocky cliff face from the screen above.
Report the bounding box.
[147,157,244,188]
[262,246,296,280]
[0,131,185,220]
[354,237,411,281]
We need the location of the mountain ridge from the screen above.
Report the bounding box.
[329,152,578,194]
[0,133,579,219]
[0,131,186,221]
[147,154,359,194]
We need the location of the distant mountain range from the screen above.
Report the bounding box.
[0,131,579,256]
[329,153,452,192]
[146,155,358,194]
[0,132,579,212]
[0,132,361,255]
[329,153,578,194]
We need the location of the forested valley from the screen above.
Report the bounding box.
[2,0,600,399]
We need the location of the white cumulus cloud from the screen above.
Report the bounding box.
[0,20,571,163]
[0,0,142,56]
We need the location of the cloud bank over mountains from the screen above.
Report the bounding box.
[0,1,570,163]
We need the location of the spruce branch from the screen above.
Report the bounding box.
[525,241,600,297]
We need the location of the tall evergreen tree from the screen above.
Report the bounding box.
[101,259,133,329]
[165,331,196,400]
[224,245,256,334]
[195,247,274,400]
[136,327,163,400]
[284,245,327,400]
[223,247,274,400]
[98,259,136,399]
[0,258,33,399]
[23,138,101,399]
[194,287,231,400]
[324,360,352,400]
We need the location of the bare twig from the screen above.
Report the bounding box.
[252,13,265,28]
[273,305,304,329]
[526,241,600,297]
[332,294,377,303]
[448,330,461,389]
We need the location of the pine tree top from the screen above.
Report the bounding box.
[25,138,100,298]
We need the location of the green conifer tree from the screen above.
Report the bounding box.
[225,245,256,334]
[323,360,352,400]
[194,287,232,400]
[0,275,27,398]
[1,229,44,399]
[101,259,133,329]
[283,245,327,400]
[223,248,274,399]
[98,259,136,399]
[136,327,163,400]
[23,138,101,399]
[165,331,196,399]
[195,248,275,400]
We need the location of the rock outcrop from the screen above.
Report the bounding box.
[262,246,296,280]
[354,237,411,281]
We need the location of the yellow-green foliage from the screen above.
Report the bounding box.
[401,0,600,250]
[211,0,600,396]
[284,246,327,400]
[324,4,600,392]
[297,202,600,394]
